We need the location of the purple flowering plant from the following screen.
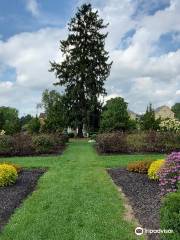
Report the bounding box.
[158,152,180,196]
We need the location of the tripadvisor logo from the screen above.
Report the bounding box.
[135,227,174,236]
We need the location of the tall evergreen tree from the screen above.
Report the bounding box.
[140,104,160,130]
[50,4,112,137]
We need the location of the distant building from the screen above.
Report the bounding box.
[155,106,175,120]
[128,105,175,121]
[39,113,46,125]
[128,110,137,120]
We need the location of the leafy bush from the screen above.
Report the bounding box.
[0,135,13,155]
[0,133,67,156]
[0,130,6,135]
[158,152,180,196]
[89,132,97,140]
[96,132,127,153]
[127,160,153,174]
[0,163,18,187]
[160,118,180,132]
[11,134,34,156]
[126,133,146,152]
[33,134,54,153]
[68,132,75,138]
[148,159,165,180]
[27,117,41,134]
[96,131,180,154]
[160,189,180,240]
[33,133,67,154]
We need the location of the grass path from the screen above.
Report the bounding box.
[0,141,163,240]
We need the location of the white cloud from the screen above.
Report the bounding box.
[0,28,67,115]
[0,0,180,115]
[25,0,40,17]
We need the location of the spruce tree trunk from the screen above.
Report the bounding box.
[77,124,83,138]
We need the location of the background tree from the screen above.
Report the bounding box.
[100,97,131,132]
[42,89,66,132]
[140,104,160,130]
[27,117,41,134]
[0,107,20,134]
[50,4,112,136]
[20,114,33,129]
[172,103,180,120]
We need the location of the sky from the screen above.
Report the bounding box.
[0,0,180,116]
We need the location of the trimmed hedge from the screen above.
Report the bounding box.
[0,133,68,156]
[96,131,180,154]
[160,190,180,240]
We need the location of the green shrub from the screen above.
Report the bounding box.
[96,132,127,153]
[0,163,18,187]
[32,134,54,153]
[68,132,75,138]
[11,134,34,156]
[89,132,97,140]
[96,131,180,154]
[0,133,67,156]
[0,135,13,155]
[160,190,180,240]
[27,117,41,134]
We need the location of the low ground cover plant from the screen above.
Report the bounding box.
[0,133,67,156]
[96,131,180,153]
[0,163,18,187]
[148,159,165,180]
[127,160,153,173]
[160,187,180,240]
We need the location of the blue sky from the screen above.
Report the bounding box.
[0,0,180,115]
[0,0,77,40]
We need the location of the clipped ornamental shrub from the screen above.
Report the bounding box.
[158,152,180,196]
[127,160,153,174]
[148,159,165,180]
[0,163,18,187]
[160,189,180,240]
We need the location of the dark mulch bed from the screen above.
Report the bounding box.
[108,168,161,240]
[0,169,46,231]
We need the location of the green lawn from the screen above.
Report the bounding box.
[0,141,163,240]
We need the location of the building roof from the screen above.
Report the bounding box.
[155,105,171,112]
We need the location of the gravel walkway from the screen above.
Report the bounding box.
[108,168,161,240]
[0,169,46,231]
